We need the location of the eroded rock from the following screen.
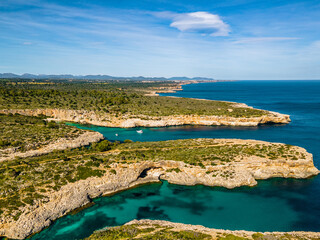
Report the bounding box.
[0,108,291,128]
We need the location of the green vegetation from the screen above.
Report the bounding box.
[218,234,249,240]
[0,135,305,220]
[0,112,122,219]
[84,224,212,240]
[0,147,109,219]
[0,79,267,117]
[0,113,85,155]
[166,168,182,173]
[252,233,264,240]
[85,224,316,240]
[92,140,113,152]
[110,139,305,166]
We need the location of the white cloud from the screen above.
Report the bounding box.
[170,12,230,36]
[234,37,300,44]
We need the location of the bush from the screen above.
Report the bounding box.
[94,140,112,152]
[0,140,10,147]
[47,121,58,128]
[76,166,104,180]
[166,168,181,173]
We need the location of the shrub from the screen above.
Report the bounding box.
[47,121,58,128]
[0,140,10,147]
[198,162,206,169]
[166,168,181,173]
[94,140,112,152]
[252,233,264,240]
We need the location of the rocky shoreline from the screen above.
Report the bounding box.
[0,106,290,128]
[0,139,318,239]
[0,131,104,162]
[96,219,320,239]
[144,79,224,96]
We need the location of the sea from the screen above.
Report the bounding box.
[31,80,320,239]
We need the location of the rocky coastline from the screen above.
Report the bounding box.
[0,107,290,128]
[93,219,320,239]
[0,139,318,239]
[0,131,104,162]
[144,79,224,96]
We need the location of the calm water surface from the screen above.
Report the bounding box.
[32,81,320,239]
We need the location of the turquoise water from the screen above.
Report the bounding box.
[31,179,315,240]
[32,81,320,239]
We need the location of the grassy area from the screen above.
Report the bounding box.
[84,224,212,240]
[0,79,267,117]
[0,113,85,156]
[110,139,305,166]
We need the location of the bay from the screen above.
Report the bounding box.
[32,80,320,239]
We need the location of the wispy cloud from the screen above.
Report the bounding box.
[234,37,300,44]
[170,12,230,36]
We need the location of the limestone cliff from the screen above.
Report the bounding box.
[0,140,318,239]
[0,131,104,162]
[0,107,290,128]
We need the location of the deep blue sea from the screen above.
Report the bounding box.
[32,81,320,239]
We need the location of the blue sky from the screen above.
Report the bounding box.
[0,0,320,79]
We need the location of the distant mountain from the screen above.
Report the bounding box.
[0,73,214,81]
[0,73,20,78]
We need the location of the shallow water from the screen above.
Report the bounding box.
[32,81,320,239]
[30,178,318,240]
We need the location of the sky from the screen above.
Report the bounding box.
[0,0,320,80]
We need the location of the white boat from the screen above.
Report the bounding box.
[115,133,118,136]
[136,130,143,134]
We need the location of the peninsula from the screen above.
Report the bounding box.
[0,113,103,162]
[0,79,290,127]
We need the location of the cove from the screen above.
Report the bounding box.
[30,179,317,240]
[32,80,320,239]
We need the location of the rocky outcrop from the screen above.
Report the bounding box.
[0,107,291,128]
[0,131,104,162]
[0,140,318,239]
[119,219,320,239]
[144,83,184,96]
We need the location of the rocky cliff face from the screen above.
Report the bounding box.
[0,131,104,162]
[0,141,318,239]
[0,107,290,128]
